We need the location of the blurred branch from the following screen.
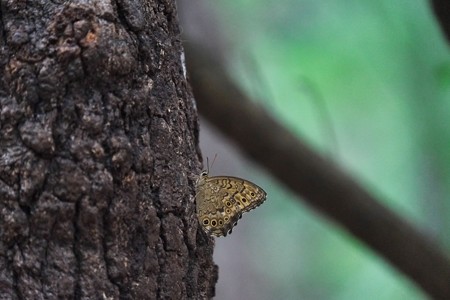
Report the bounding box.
[431,0,450,42]
[184,42,450,299]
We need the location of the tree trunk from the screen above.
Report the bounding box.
[0,1,217,299]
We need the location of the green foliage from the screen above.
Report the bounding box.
[210,0,449,299]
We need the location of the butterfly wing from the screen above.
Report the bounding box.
[196,175,267,237]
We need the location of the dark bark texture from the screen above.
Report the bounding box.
[0,1,217,299]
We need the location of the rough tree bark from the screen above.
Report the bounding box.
[0,1,217,299]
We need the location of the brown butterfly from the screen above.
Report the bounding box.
[196,171,267,237]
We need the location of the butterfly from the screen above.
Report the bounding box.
[195,171,267,237]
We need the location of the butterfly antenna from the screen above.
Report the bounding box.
[210,153,218,171]
[205,154,218,174]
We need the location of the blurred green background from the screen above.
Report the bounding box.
[181,0,450,299]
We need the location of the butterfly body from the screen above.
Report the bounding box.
[196,171,267,237]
